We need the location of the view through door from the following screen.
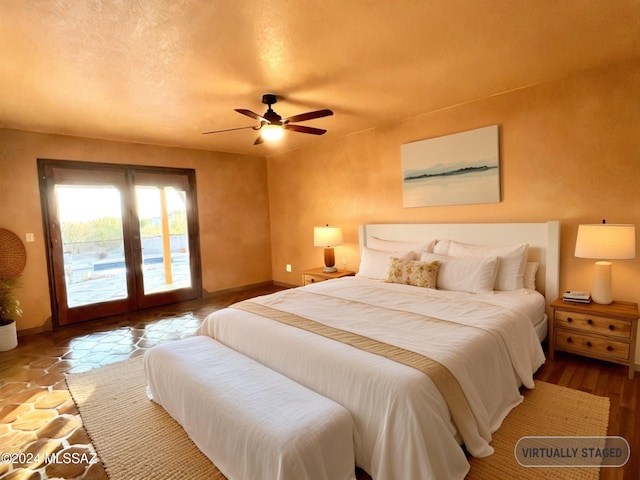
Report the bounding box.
[39,160,201,326]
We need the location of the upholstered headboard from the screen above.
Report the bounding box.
[359,221,560,306]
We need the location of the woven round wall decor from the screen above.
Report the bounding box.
[0,228,27,280]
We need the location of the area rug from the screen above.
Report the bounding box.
[66,356,224,480]
[67,356,610,480]
[467,381,609,480]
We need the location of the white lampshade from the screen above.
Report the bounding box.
[314,226,343,247]
[261,124,284,141]
[575,223,636,304]
[575,224,636,260]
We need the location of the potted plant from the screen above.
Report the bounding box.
[0,277,21,351]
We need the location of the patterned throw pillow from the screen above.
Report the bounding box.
[385,257,440,289]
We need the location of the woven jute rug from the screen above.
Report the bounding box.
[467,380,609,480]
[67,357,224,480]
[67,356,609,480]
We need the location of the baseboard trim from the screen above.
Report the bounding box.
[17,321,52,337]
[273,280,297,289]
[203,280,281,298]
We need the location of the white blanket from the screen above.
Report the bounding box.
[196,277,546,480]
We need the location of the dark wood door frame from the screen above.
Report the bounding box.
[38,159,202,327]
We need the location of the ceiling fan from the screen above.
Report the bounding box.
[203,94,333,145]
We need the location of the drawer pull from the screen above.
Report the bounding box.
[566,337,573,343]
[587,319,593,325]
[607,345,614,352]
[609,324,615,331]
[567,317,573,323]
[586,341,592,347]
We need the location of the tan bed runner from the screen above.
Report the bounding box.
[232,299,490,456]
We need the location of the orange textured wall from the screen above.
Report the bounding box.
[0,130,272,332]
[268,60,640,306]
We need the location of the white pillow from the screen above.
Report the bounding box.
[523,262,539,290]
[357,247,415,280]
[432,239,450,255]
[434,240,529,291]
[420,252,498,294]
[368,237,436,257]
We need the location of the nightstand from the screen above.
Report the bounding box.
[549,297,638,379]
[302,267,355,285]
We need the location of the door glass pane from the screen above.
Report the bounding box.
[56,185,128,308]
[135,186,191,295]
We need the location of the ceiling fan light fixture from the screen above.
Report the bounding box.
[261,124,284,141]
[203,94,333,143]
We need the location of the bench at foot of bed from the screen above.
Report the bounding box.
[144,336,356,480]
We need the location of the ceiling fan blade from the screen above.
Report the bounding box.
[284,109,333,123]
[254,135,265,145]
[235,108,267,122]
[283,124,327,135]
[202,125,257,135]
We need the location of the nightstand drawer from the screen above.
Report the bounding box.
[555,329,630,360]
[303,274,327,285]
[555,310,632,339]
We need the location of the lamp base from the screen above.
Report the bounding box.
[323,247,337,273]
[591,261,613,305]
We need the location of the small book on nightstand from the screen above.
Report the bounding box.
[562,291,592,304]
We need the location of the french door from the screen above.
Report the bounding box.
[39,160,201,326]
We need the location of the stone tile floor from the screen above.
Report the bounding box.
[0,285,283,480]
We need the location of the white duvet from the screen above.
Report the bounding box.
[196,277,546,480]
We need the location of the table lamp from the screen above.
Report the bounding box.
[574,222,636,304]
[314,225,343,273]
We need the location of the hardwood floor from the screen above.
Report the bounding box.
[1,287,638,479]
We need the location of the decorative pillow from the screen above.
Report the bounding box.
[385,257,440,289]
[368,237,436,257]
[434,240,529,291]
[523,262,539,290]
[356,247,414,280]
[420,252,498,294]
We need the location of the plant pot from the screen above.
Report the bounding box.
[0,319,18,351]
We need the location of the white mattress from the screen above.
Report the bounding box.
[196,277,546,480]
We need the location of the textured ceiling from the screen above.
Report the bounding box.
[1,1,639,156]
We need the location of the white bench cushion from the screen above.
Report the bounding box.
[144,336,355,480]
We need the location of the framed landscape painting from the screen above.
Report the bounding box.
[401,125,500,207]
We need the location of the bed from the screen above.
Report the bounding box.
[195,221,560,480]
